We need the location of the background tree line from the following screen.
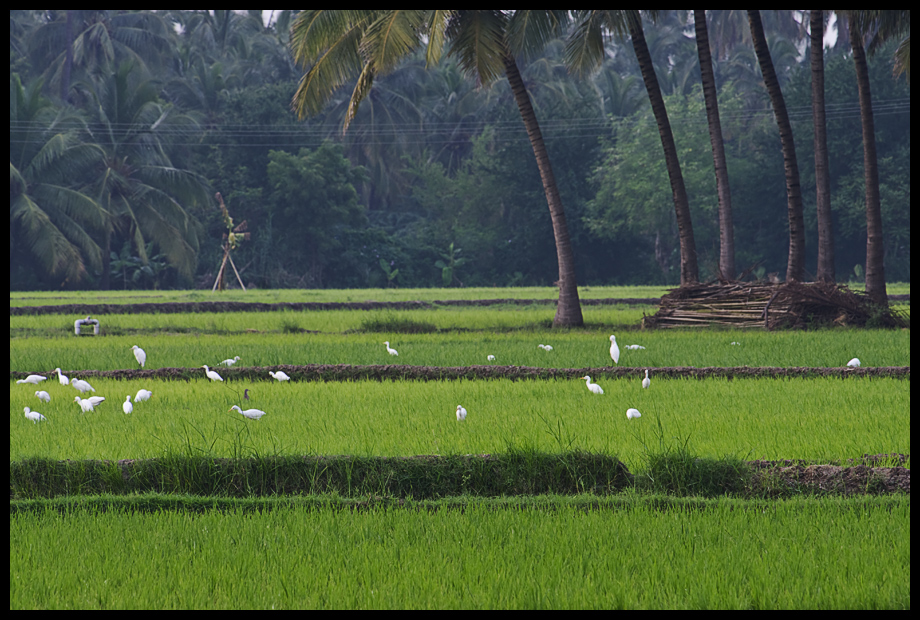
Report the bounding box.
[9,10,911,295]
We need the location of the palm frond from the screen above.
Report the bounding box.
[361,10,426,74]
[506,10,568,61]
[447,10,509,87]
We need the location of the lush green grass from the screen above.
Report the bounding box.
[11,376,909,464]
[10,326,910,372]
[10,496,910,609]
[9,285,672,307]
[10,305,654,335]
[9,282,909,307]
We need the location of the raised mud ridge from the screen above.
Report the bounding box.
[10,364,911,384]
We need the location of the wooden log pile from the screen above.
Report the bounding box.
[643,281,908,330]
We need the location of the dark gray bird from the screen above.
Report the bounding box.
[244,389,250,401]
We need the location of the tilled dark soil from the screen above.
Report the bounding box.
[748,454,910,495]
[11,364,911,383]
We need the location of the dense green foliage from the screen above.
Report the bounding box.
[9,10,910,290]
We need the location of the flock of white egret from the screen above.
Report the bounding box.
[15,335,867,426]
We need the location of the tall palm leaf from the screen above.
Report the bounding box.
[10,74,105,283]
[747,10,806,282]
[77,61,209,287]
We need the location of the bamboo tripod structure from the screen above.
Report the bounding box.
[211,243,246,292]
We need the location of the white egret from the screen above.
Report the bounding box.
[131,345,147,368]
[383,341,399,356]
[642,370,650,389]
[16,374,47,385]
[134,389,152,402]
[625,345,646,350]
[269,370,290,381]
[24,407,46,423]
[609,335,620,364]
[582,375,604,395]
[74,396,97,413]
[847,358,861,368]
[538,344,553,351]
[220,356,241,366]
[54,368,70,386]
[487,355,495,362]
[85,396,106,407]
[35,390,51,403]
[456,405,468,421]
[730,342,741,346]
[71,378,95,393]
[627,408,642,420]
[202,365,224,382]
[230,405,266,420]
[123,396,133,414]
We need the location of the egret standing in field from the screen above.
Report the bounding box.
[24,407,46,423]
[847,358,861,368]
[487,355,495,362]
[71,378,95,393]
[202,365,223,382]
[625,344,646,350]
[456,405,468,421]
[269,370,290,381]
[582,376,604,395]
[627,408,642,420]
[35,390,51,403]
[131,345,147,368]
[54,368,70,386]
[134,389,152,402]
[609,335,620,365]
[642,370,650,389]
[122,396,133,414]
[384,341,398,356]
[74,396,98,412]
[16,374,47,385]
[220,356,241,366]
[230,405,267,420]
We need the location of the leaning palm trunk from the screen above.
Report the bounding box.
[629,16,698,285]
[503,52,584,327]
[694,10,734,281]
[849,24,887,306]
[748,10,806,283]
[811,10,835,283]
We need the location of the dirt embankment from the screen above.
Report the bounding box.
[9,364,911,384]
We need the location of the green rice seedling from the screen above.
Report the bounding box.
[10,325,911,372]
[10,376,910,466]
[10,496,910,609]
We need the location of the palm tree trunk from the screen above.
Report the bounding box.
[811,10,835,284]
[747,10,806,283]
[849,23,888,306]
[694,10,735,281]
[628,15,698,286]
[502,52,583,327]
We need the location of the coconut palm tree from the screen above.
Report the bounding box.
[841,10,909,306]
[694,10,735,281]
[10,74,105,283]
[566,10,698,285]
[747,10,806,283]
[290,10,584,326]
[810,10,835,284]
[75,61,210,288]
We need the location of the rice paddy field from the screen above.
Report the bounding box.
[9,286,911,609]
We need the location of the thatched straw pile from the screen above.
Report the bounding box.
[643,282,908,330]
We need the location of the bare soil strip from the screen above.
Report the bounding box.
[10,364,911,383]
